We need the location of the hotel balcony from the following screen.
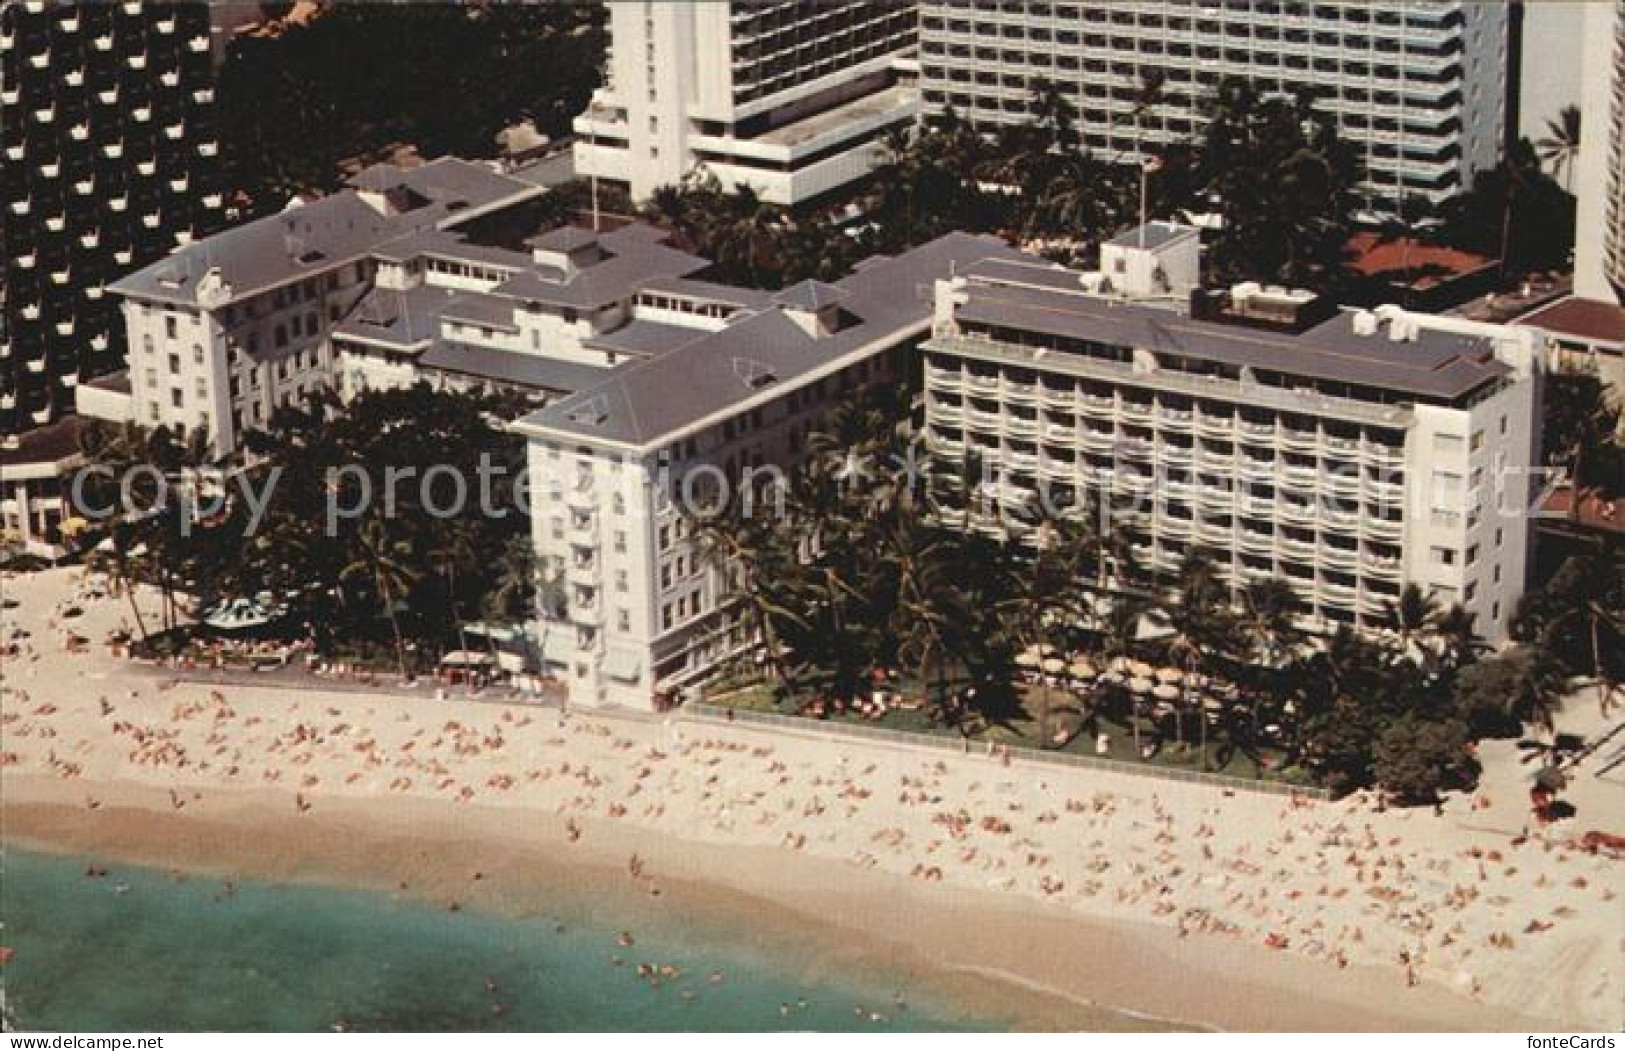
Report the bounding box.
[1080,427,1115,452]
[1362,516,1404,543]
[1038,453,1075,480]
[1321,581,1358,607]
[1158,515,1194,540]
[1281,427,1319,453]
[1239,528,1275,556]
[1158,406,1193,432]
[1161,442,1193,466]
[1281,464,1319,490]
[1039,383,1074,409]
[1279,535,1315,562]
[1041,421,1074,444]
[1005,414,1039,439]
[1361,552,1402,580]
[928,400,963,425]
[1004,449,1039,474]
[1196,518,1234,546]
[965,372,998,395]
[567,558,600,587]
[927,365,962,391]
[1321,544,1359,570]
[1003,379,1036,405]
[1195,411,1233,439]
[1364,443,1405,470]
[1120,400,1154,423]
[1237,419,1276,441]
[965,407,1000,432]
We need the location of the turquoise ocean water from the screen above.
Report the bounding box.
[1,849,999,1032]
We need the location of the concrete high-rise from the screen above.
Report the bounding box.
[574,1,921,206]
[1574,0,1625,304]
[1,0,227,434]
[917,0,1512,214]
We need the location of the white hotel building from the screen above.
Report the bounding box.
[921,226,1542,643]
[574,1,921,206]
[917,0,1510,213]
[514,234,1025,708]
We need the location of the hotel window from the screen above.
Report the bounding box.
[168,353,180,374]
[170,388,184,408]
[1429,546,1457,566]
[195,379,206,399]
[615,570,628,593]
[192,344,203,365]
[617,609,630,632]
[1433,433,1464,453]
[165,316,178,339]
[1466,544,1479,565]
[1470,430,1485,452]
[613,531,627,554]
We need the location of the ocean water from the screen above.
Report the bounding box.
[0,849,999,1033]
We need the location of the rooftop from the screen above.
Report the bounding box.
[951,258,1513,402]
[1346,232,1498,290]
[1516,296,1625,347]
[517,233,1029,448]
[1106,221,1201,252]
[418,343,615,395]
[110,159,540,308]
[0,415,87,472]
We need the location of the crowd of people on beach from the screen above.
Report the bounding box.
[2,567,1620,1029]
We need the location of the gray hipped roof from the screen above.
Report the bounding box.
[517,233,1031,449]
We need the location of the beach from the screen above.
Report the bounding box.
[3,566,1621,1031]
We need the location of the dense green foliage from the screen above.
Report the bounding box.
[687,398,1577,803]
[78,386,539,677]
[218,3,604,216]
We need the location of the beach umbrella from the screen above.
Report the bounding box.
[1108,656,1132,674]
[1152,683,1180,701]
[1531,766,1568,792]
[1129,660,1154,679]
[1041,657,1066,675]
[1129,676,1154,694]
[1201,696,1224,712]
[1015,650,1040,668]
[1155,667,1183,684]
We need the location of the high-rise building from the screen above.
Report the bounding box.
[1574,0,1624,304]
[574,1,921,206]
[917,0,1511,214]
[1,0,226,435]
[921,224,1541,643]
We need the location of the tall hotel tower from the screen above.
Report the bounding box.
[574,1,920,206]
[1574,0,1625,305]
[917,1,1510,214]
[2,0,225,434]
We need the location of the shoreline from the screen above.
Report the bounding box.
[3,774,1549,1032]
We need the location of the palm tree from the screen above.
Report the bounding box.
[1536,105,1582,192]
[691,496,808,695]
[340,515,418,680]
[999,501,1090,745]
[888,521,963,719]
[1383,582,1441,664]
[1158,549,1241,765]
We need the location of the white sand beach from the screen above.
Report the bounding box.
[3,566,1621,1031]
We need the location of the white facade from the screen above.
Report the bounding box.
[574,1,921,205]
[119,259,369,454]
[918,0,1511,213]
[1574,0,1625,304]
[522,347,906,709]
[921,262,1541,644]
